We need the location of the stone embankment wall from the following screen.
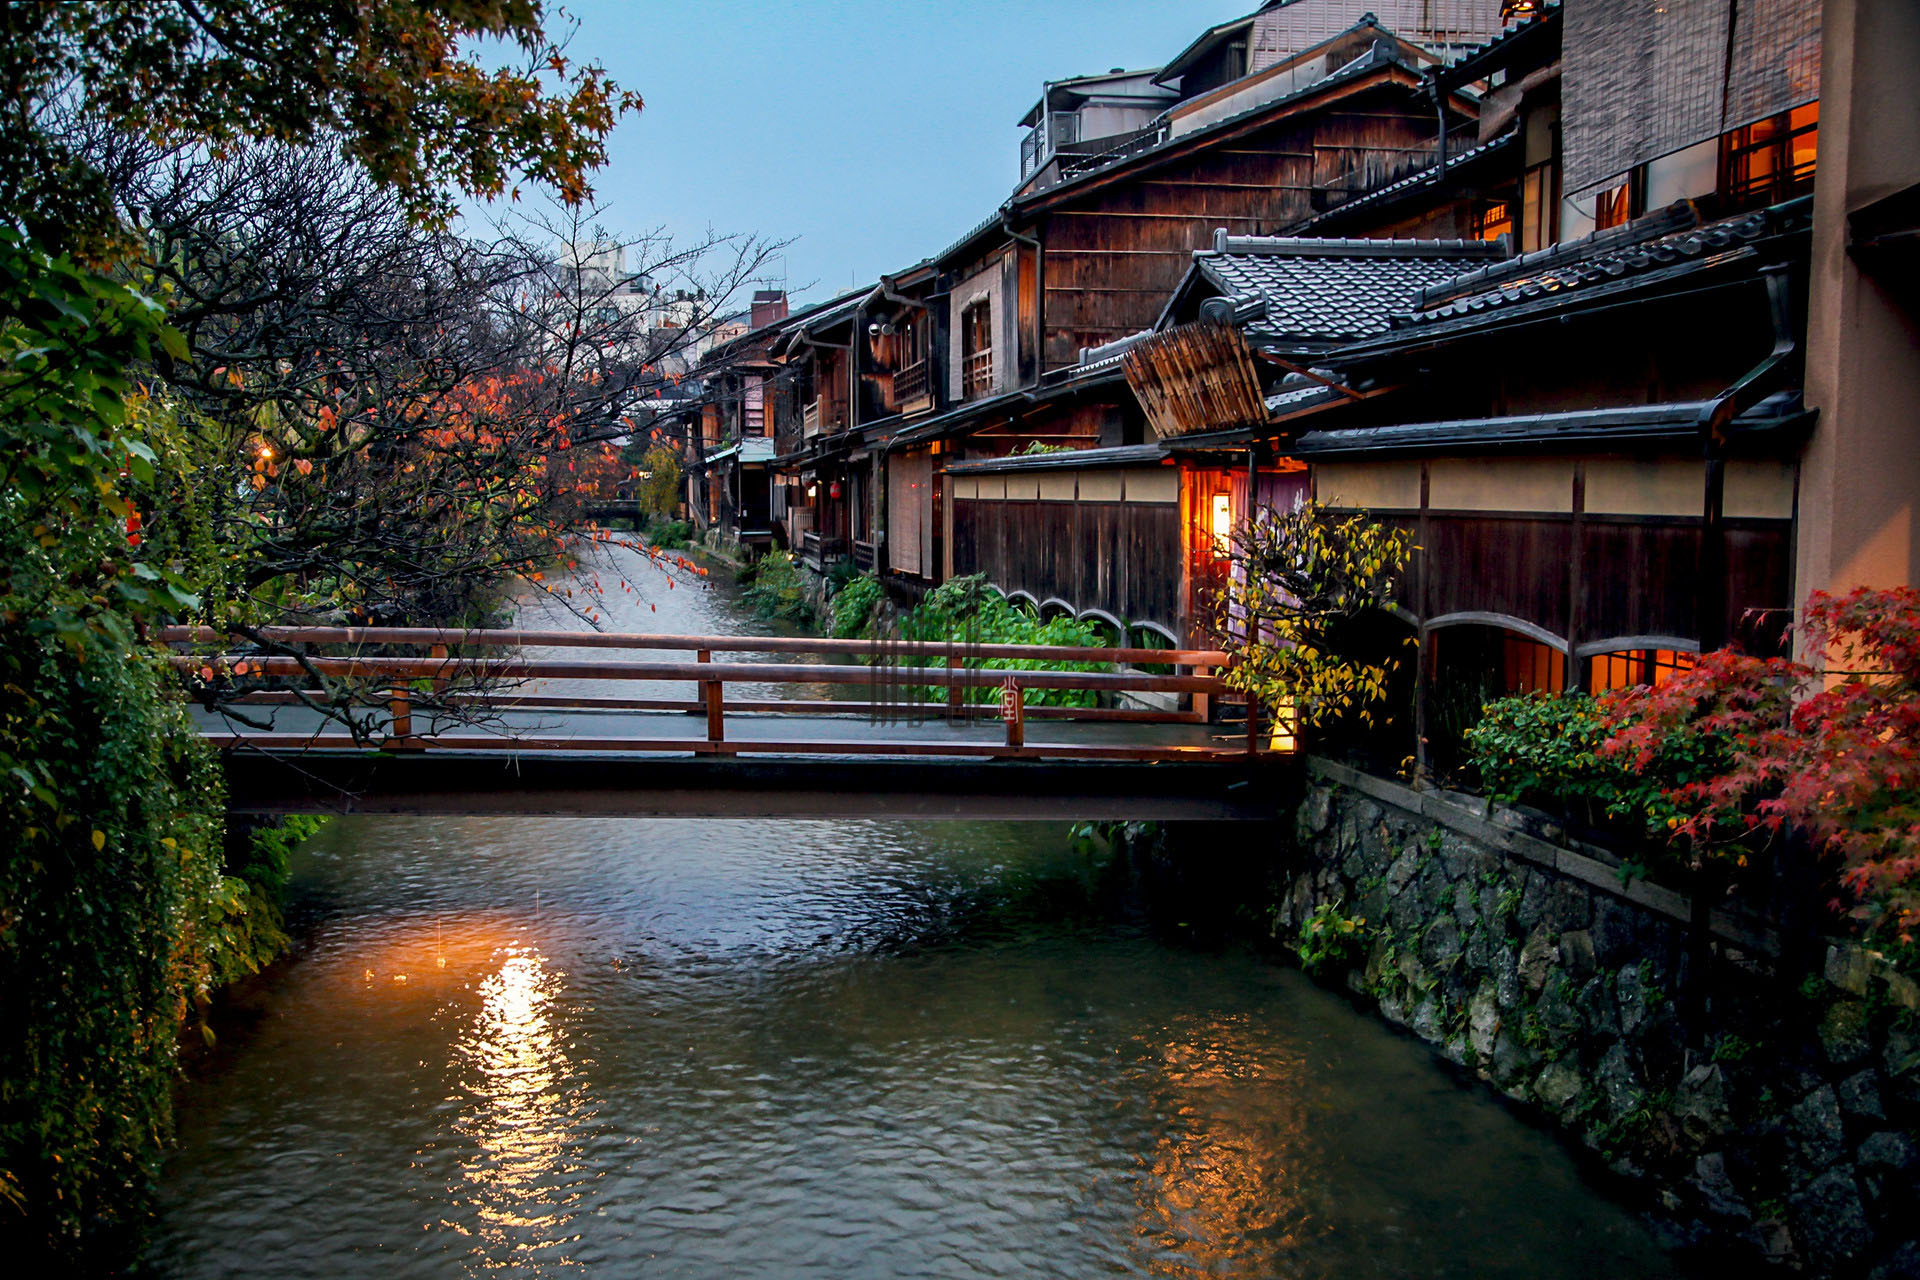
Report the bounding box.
[1277,760,1920,1279]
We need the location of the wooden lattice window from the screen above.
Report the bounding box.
[961,300,993,398]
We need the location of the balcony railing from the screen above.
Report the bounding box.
[962,349,994,400]
[800,531,848,566]
[802,400,820,436]
[891,358,930,407]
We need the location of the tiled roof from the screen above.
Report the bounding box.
[1394,203,1788,328]
[1190,235,1510,346]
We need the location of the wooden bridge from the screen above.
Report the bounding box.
[163,627,1297,821]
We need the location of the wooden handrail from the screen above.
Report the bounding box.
[158,625,1229,669]
[165,653,1222,694]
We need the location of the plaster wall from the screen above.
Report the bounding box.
[1798,0,1920,628]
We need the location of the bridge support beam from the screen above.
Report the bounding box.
[219,750,1298,822]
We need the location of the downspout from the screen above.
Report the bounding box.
[1685,258,1796,1048]
[1430,70,1449,184]
[1001,212,1043,386]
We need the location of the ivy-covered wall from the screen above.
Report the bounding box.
[1278,760,1920,1279]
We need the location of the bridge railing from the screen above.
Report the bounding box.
[160,625,1285,761]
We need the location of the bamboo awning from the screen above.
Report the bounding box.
[1123,322,1269,440]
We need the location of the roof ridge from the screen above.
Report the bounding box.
[1207,229,1510,259]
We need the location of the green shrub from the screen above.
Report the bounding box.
[896,575,1111,708]
[830,573,886,639]
[743,549,809,621]
[1295,901,1368,975]
[645,517,692,550]
[1464,692,1701,849]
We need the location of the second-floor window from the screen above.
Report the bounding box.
[961,300,993,399]
[1721,102,1818,209]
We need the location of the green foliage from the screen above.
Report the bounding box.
[1211,500,1416,730]
[830,573,886,639]
[633,444,682,523]
[0,233,228,1266]
[824,556,863,595]
[1294,901,1368,975]
[1465,691,1724,868]
[5,1,641,257]
[743,550,810,622]
[0,635,226,1267]
[645,517,692,550]
[203,816,324,990]
[897,575,1112,708]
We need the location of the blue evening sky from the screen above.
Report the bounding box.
[526,1,1247,307]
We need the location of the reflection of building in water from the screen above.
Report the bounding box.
[1132,1013,1327,1277]
[450,944,589,1267]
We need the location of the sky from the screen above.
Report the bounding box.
[499,1,1250,310]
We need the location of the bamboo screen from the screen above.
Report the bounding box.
[1563,0,1822,198]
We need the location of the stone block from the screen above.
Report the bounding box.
[1590,898,1640,968]
[1858,1129,1917,1177]
[1490,1026,1539,1085]
[1410,995,1445,1045]
[1672,1064,1733,1144]
[1789,1168,1873,1268]
[1838,1069,1887,1123]
[1787,1085,1849,1180]
[1821,999,1876,1069]
[1417,863,1453,912]
[1826,941,1873,996]
[1534,1060,1584,1113]
[1469,983,1500,1059]
[1296,786,1332,840]
[1494,945,1524,1010]
[1422,916,1463,968]
[1518,925,1557,993]
[1384,845,1420,898]
[1516,872,1554,930]
[1689,1151,1752,1222]
[1559,930,1597,978]
[1596,1042,1644,1116]
[1617,963,1648,1037]
[1577,975,1619,1039]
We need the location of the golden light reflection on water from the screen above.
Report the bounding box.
[337,915,587,1270]
[1134,1013,1326,1278]
[449,941,587,1269]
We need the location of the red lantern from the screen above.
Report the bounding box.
[829,480,842,500]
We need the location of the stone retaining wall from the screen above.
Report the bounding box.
[1277,760,1920,1278]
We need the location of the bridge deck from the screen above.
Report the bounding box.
[221,749,1297,821]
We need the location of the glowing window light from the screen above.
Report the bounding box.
[1210,492,1232,549]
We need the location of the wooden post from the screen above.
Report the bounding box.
[1246,694,1261,756]
[1192,663,1210,721]
[999,676,1024,749]
[429,643,450,693]
[945,652,962,713]
[698,648,724,744]
[388,687,415,746]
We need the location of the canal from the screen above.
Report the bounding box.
[152,546,1693,1278]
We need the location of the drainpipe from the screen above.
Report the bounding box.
[1001,213,1043,385]
[1682,259,1796,1049]
[1430,71,1449,184]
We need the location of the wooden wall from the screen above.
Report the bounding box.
[950,469,1183,635]
[1035,78,1441,371]
[1318,454,1798,666]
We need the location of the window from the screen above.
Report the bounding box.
[1721,101,1818,208]
[1502,634,1566,695]
[1473,197,1515,242]
[961,300,994,399]
[1589,169,1644,230]
[1520,160,1558,251]
[1588,648,1695,693]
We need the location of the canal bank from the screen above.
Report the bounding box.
[1236,762,1920,1280]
